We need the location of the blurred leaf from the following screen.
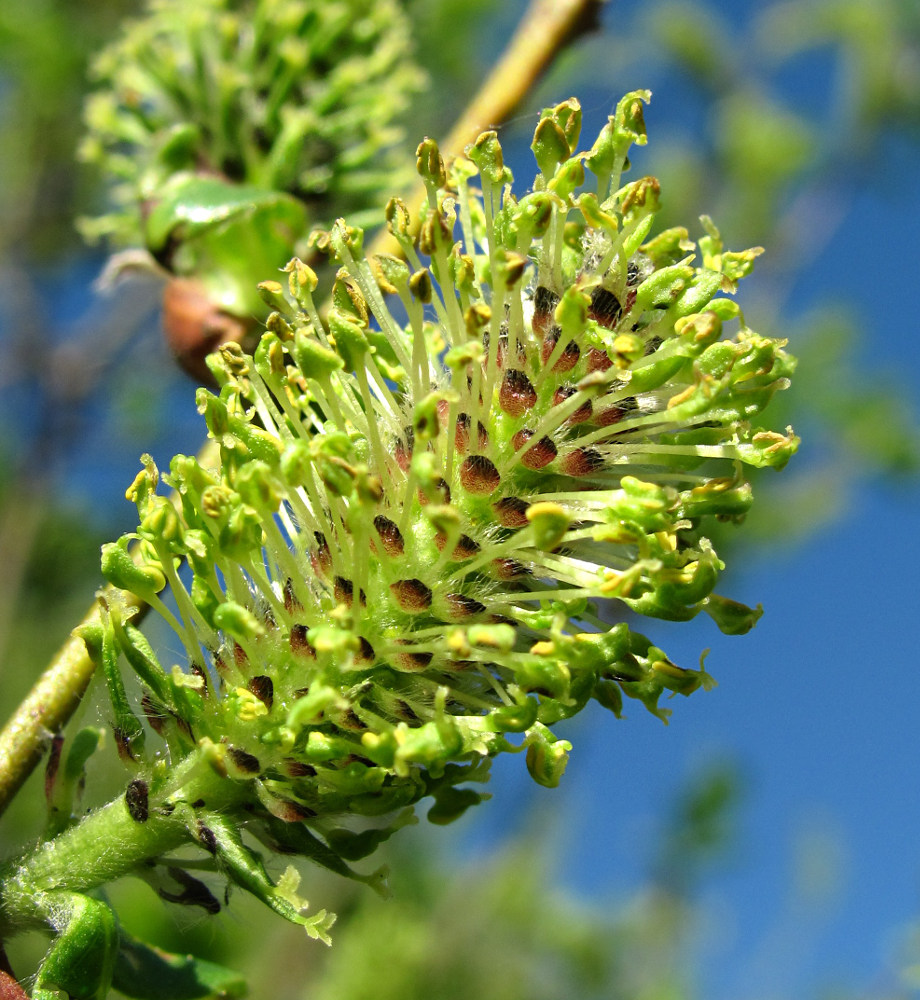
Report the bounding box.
[112,930,246,1000]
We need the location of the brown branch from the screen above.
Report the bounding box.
[0,0,605,818]
[369,0,605,257]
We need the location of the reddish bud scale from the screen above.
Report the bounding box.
[531,286,560,339]
[484,330,526,369]
[227,747,261,774]
[311,533,332,577]
[417,477,451,505]
[283,579,302,613]
[454,413,471,454]
[334,576,354,606]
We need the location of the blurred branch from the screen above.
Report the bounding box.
[0,0,605,817]
[372,0,605,256]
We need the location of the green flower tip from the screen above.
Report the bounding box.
[98,94,796,926]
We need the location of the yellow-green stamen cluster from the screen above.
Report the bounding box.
[98,92,796,928]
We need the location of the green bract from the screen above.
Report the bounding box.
[1,95,797,996]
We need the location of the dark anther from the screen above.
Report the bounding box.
[553,385,593,424]
[196,821,218,854]
[357,636,376,664]
[191,799,205,809]
[493,496,530,527]
[390,578,434,612]
[499,369,538,417]
[588,286,623,328]
[595,395,638,426]
[290,624,317,658]
[459,454,501,495]
[446,593,488,620]
[512,429,557,469]
[227,746,261,774]
[373,515,405,556]
[560,447,605,477]
[492,558,532,580]
[125,779,149,823]
[159,866,221,915]
[334,576,354,606]
[248,675,274,709]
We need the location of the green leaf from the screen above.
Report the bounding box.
[112,929,246,1000]
[33,894,117,1000]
